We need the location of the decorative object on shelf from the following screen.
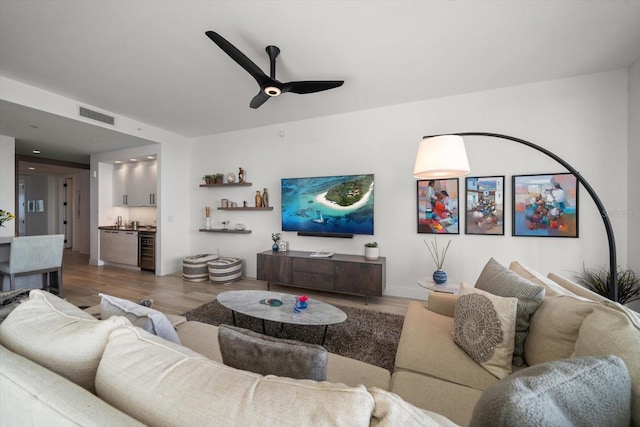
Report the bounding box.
[221,199,229,208]
[255,191,262,208]
[231,202,238,208]
[278,240,288,252]
[261,188,269,207]
[271,233,281,252]
[238,167,245,183]
[215,173,224,184]
[243,201,247,208]
[512,173,578,238]
[226,172,235,183]
[417,179,460,234]
[203,175,216,185]
[205,206,211,230]
[465,176,505,236]
[364,242,379,261]
[425,236,451,285]
[294,295,309,312]
[234,223,246,231]
[0,210,15,227]
[221,220,230,230]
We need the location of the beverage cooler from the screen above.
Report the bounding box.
[138,233,155,272]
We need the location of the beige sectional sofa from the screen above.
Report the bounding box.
[392,260,639,426]
[1,258,638,426]
[0,289,454,426]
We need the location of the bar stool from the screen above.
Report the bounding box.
[0,235,65,297]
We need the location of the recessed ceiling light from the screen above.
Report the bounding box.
[32,150,41,154]
[130,158,137,162]
[146,155,155,159]
[28,167,35,170]
[114,161,122,164]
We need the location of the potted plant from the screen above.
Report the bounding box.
[215,173,224,184]
[425,237,451,284]
[203,175,216,185]
[364,242,379,260]
[573,265,640,305]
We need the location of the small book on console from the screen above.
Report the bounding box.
[310,252,334,258]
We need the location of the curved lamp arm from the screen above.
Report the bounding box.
[421,132,618,302]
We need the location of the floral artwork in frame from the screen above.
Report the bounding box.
[512,173,579,238]
[465,176,505,235]
[417,179,459,234]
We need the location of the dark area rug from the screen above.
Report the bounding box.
[184,300,405,373]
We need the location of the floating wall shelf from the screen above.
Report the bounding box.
[199,182,252,187]
[198,228,251,234]
[218,207,273,211]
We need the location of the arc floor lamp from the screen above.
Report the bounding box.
[414,132,618,302]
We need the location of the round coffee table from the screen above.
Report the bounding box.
[217,290,347,345]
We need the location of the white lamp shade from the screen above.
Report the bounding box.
[413,135,471,179]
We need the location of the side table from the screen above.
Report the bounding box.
[417,277,461,294]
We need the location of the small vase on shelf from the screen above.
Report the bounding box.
[272,242,279,252]
[432,269,447,285]
[205,217,211,230]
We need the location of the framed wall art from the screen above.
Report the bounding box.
[465,176,505,235]
[417,178,459,234]
[512,173,579,237]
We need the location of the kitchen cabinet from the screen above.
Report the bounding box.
[113,160,157,207]
[100,230,139,266]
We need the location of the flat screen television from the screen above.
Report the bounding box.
[281,174,374,237]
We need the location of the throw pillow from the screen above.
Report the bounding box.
[0,289,130,392]
[217,324,328,381]
[453,283,517,379]
[469,355,631,427]
[99,293,181,344]
[475,258,545,366]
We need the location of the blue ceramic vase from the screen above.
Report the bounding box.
[272,242,279,252]
[433,269,447,285]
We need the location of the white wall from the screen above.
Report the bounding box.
[0,135,16,237]
[627,57,640,312]
[190,70,629,299]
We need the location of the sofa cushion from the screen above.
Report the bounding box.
[524,295,597,366]
[572,302,640,425]
[395,301,500,391]
[454,283,517,379]
[469,355,631,427]
[0,290,130,393]
[508,261,573,297]
[218,324,327,381]
[390,371,483,427]
[96,326,377,426]
[547,272,609,302]
[0,345,144,426]
[475,258,545,366]
[369,386,458,426]
[99,293,181,344]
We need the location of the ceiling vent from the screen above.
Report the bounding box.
[78,106,116,126]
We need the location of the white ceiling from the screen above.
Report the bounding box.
[1,1,640,166]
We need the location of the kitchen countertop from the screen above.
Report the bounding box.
[98,226,157,233]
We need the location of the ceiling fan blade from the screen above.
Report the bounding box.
[205,31,269,86]
[281,80,344,94]
[250,91,270,109]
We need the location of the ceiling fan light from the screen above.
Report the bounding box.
[264,86,281,97]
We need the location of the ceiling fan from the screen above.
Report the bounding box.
[205,31,344,109]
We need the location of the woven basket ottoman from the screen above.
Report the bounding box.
[207,257,243,284]
[183,254,219,282]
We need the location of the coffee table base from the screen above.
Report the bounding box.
[229,309,332,346]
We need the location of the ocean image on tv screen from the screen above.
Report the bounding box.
[281,174,374,236]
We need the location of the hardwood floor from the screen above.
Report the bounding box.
[61,250,413,316]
